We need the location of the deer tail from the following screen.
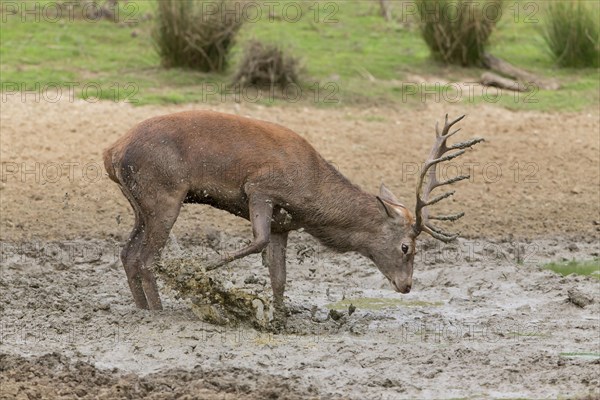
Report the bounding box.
[103,146,120,184]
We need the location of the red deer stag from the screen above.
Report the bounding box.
[104,112,482,313]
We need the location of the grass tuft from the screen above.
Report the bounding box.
[232,40,302,90]
[543,1,599,68]
[152,0,243,72]
[416,0,502,66]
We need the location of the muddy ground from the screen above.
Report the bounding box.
[1,98,599,399]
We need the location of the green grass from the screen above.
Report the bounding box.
[486,1,600,111]
[326,297,443,311]
[543,258,600,279]
[0,0,598,110]
[543,1,599,68]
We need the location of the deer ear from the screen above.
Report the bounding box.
[379,183,400,204]
[376,196,397,218]
[377,183,408,219]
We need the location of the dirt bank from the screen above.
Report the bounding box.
[1,98,598,242]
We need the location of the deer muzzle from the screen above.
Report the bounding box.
[392,277,412,294]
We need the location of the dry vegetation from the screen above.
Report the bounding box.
[232,40,302,89]
[152,0,243,71]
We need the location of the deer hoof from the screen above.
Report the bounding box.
[205,255,230,271]
[268,302,288,333]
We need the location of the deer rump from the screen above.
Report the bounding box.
[105,110,341,231]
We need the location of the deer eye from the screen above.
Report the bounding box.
[401,244,409,254]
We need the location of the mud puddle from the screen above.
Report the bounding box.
[1,234,599,399]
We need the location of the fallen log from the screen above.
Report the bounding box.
[482,53,560,90]
[480,72,528,92]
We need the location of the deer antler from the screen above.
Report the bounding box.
[412,114,484,242]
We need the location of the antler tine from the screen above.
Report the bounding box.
[434,174,470,189]
[440,114,466,137]
[425,190,455,207]
[448,137,485,151]
[412,114,483,242]
[447,128,461,138]
[429,212,465,221]
[427,222,459,237]
[426,149,467,168]
[423,224,459,243]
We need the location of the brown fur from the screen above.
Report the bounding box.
[104,110,417,311]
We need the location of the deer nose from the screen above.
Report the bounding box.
[392,280,412,294]
[398,284,411,294]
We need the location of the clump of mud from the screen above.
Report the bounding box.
[155,257,276,331]
[155,256,362,335]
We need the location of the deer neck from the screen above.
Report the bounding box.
[303,174,384,256]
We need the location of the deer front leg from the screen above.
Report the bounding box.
[262,231,289,329]
[206,195,274,270]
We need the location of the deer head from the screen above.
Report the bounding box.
[373,115,484,294]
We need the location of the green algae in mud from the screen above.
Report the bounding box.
[508,331,551,339]
[543,258,600,279]
[559,352,600,360]
[154,257,275,331]
[326,297,443,311]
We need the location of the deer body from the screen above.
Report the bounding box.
[104,110,482,315]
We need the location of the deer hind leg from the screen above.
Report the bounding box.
[135,188,185,310]
[120,187,150,309]
[121,182,185,310]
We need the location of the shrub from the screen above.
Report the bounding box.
[543,1,599,68]
[152,0,243,72]
[232,41,302,89]
[416,0,502,66]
